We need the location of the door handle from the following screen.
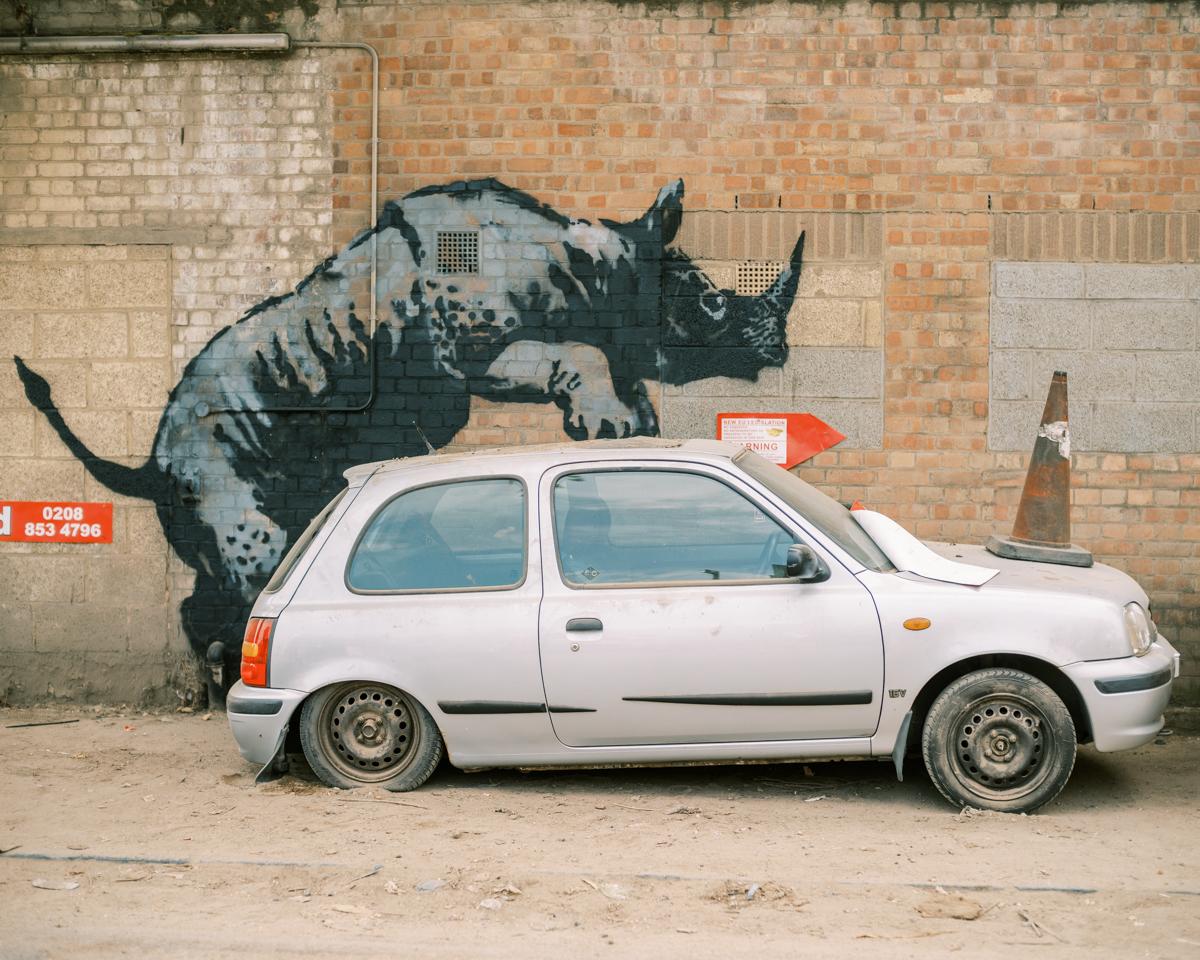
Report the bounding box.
[565,617,603,632]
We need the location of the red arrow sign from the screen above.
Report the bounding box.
[716,412,845,469]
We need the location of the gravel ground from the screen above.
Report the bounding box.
[0,705,1197,959]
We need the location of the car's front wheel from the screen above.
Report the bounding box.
[922,668,1076,813]
[299,682,443,791]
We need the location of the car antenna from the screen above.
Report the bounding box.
[411,420,435,455]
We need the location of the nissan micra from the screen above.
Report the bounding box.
[227,439,1179,813]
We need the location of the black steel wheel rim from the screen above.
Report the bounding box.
[318,684,421,783]
[945,691,1058,803]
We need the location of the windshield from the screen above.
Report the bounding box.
[733,449,894,573]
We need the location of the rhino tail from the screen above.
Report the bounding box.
[13,355,166,501]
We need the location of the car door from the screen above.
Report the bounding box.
[536,461,885,748]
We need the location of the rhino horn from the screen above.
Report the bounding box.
[759,230,805,315]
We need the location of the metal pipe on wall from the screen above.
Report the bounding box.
[0,33,291,54]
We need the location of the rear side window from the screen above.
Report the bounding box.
[347,478,526,592]
[264,488,347,593]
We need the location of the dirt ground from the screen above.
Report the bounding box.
[0,706,1197,960]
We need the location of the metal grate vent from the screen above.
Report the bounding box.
[735,260,787,296]
[436,231,479,274]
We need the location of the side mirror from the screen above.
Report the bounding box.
[786,543,830,583]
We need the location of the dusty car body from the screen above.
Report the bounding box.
[227,439,1180,812]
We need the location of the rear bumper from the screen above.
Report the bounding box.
[1063,636,1180,752]
[226,681,307,766]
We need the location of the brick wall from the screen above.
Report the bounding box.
[1,0,1198,704]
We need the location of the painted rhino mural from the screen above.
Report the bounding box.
[15,178,805,697]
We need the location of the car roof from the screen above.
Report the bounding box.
[342,438,745,484]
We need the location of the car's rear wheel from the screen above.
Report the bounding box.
[299,682,443,791]
[922,668,1076,814]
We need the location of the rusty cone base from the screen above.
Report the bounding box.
[986,370,1093,568]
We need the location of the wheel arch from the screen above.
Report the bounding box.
[901,654,1093,759]
[282,679,448,760]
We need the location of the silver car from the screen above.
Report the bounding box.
[227,439,1180,813]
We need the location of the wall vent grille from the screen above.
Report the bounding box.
[436,231,479,274]
[735,261,786,296]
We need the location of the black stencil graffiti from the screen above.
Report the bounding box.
[15,179,805,695]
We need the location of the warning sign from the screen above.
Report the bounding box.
[0,501,114,544]
[716,413,845,469]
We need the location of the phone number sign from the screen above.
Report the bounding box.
[0,501,113,543]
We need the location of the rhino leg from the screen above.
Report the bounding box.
[478,341,658,440]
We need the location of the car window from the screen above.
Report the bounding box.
[347,478,525,592]
[553,470,796,586]
[264,488,347,593]
[733,449,895,573]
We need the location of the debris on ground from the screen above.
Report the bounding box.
[415,878,446,893]
[478,897,503,910]
[709,881,801,909]
[31,879,79,891]
[916,894,984,920]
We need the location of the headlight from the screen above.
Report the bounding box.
[1123,602,1156,657]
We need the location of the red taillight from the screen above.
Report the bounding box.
[240,617,273,687]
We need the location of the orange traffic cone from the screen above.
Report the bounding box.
[986,370,1093,567]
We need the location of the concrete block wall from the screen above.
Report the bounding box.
[2,0,1199,704]
[0,244,180,703]
[991,262,1200,454]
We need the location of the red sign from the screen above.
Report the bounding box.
[716,412,845,469]
[0,501,114,544]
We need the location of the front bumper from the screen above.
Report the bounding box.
[1063,636,1181,752]
[226,680,307,766]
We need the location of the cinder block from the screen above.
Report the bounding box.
[0,312,35,357]
[126,605,172,654]
[990,399,1096,453]
[19,556,88,604]
[993,262,1084,299]
[0,603,34,652]
[1028,351,1135,402]
[0,263,87,310]
[1092,301,1196,351]
[790,347,882,399]
[1090,402,1196,454]
[85,259,171,307]
[0,408,35,457]
[34,602,129,653]
[36,311,128,359]
[664,367,783,397]
[84,557,166,610]
[790,399,883,450]
[0,457,84,500]
[787,298,864,347]
[1085,264,1191,301]
[130,311,170,358]
[36,408,128,458]
[1134,354,1200,402]
[796,264,881,299]
[89,361,170,409]
[990,299,1090,349]
[129,411,161,458]
[990,350,1031,400]
[658,395,778,441]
